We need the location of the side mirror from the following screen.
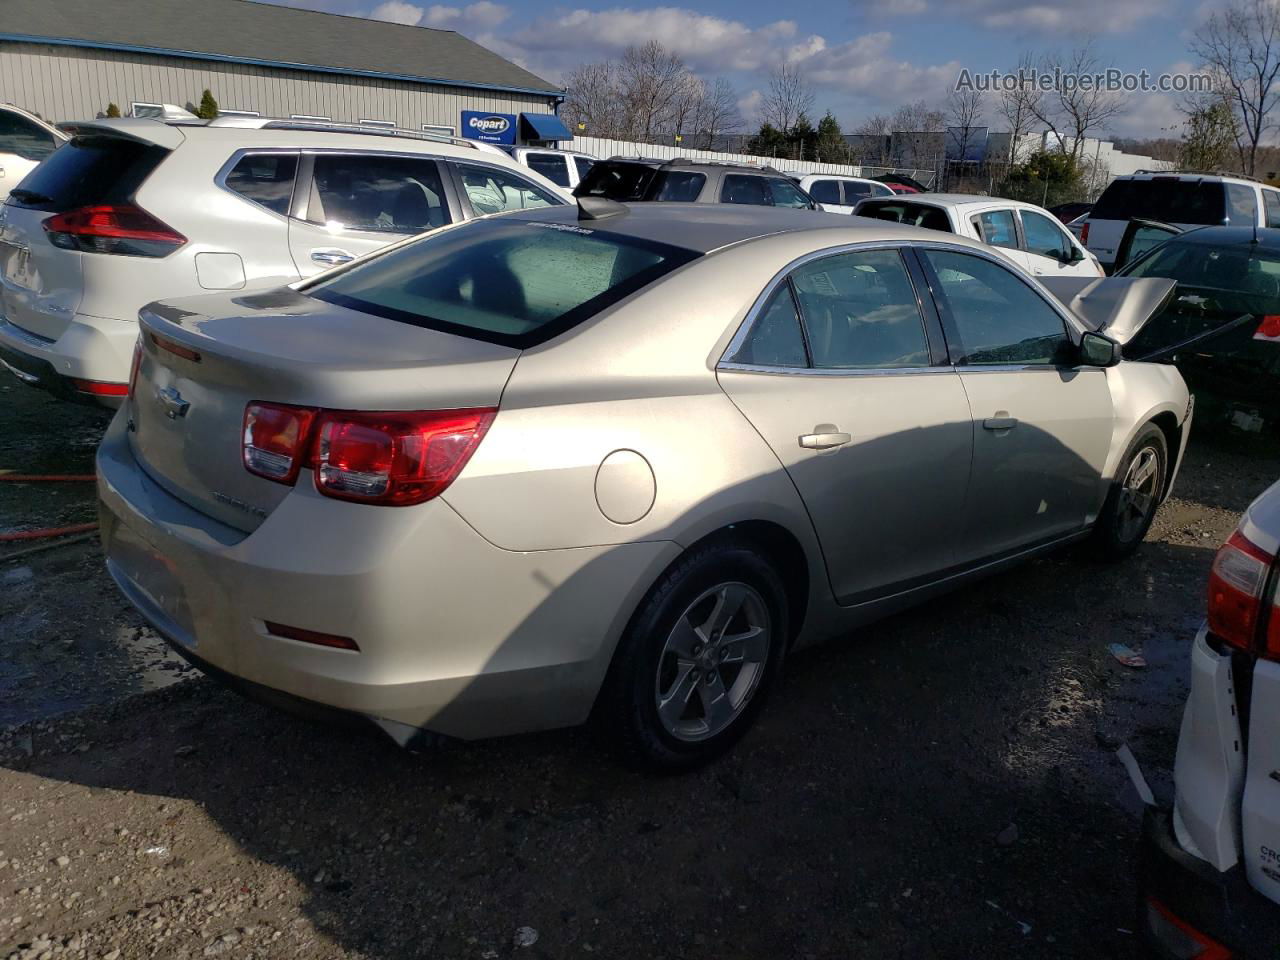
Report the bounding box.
[1064,245,1085,264]
[1079,331,1120,367]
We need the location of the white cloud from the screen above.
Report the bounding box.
[870,0,929,14]
[737,89,763,122]
[370,0,423,24]
[949,0,1163,33]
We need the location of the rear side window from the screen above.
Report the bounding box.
[729,283,807,367]
[858,201,952,233]
[769,179,814,209]
[309,217,700,348]
[789,249,930,368]
[923,249,1068,365]
[1265,190,1280,228]
[573,156,595,181]
[650,171,705,201]
[574,162,656,201]
[1090,178,1226,225]
[224,153,297,215]
[309,154,450,234]
[5,135,167,212]
[525,152,570,187]
[721,175,771,205]
[972,210,1018,249]
[1226,183,1258,226]
[842,181,873,201]
[808,180,842,204]
[0,111,59,162]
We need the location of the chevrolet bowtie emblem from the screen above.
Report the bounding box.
[156,385,189,419]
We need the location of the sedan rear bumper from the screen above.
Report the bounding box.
[96,410,680,741]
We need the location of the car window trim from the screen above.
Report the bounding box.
[718,240,955,377]
[292,150,457,235]
[445,157,564,220]
[914,243,1081,370]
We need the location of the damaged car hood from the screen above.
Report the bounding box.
[1038,275,1177,345]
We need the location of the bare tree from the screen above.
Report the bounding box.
[1191,0,1280,176]
[696,77,743,149]
[761,62,815,133]
[945,88,985,158]
[1028,43,1126,164]
[996,52,1039,161]
[669,73,706,144]
[890,99,945,132]
[619,41,688,141]
[851,113,891,165]
[561,60,620,139]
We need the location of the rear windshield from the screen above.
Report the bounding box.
[4,135,168,212]
[574,162,658,201]
[309,218,701,348]
[1090,179,1227,225]
[855,200,953,233]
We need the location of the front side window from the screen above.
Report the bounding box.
[456,163,559,216]
[729,283,808,367]
[650,171,705,202]
[923,249,1069,365]
[768,178,814,209]
[0,111,59,162]
[972,210,1018,249]
[1227,183,1259,226]
[1020,209,1071,259]
[720,175,771,205]
[842,181,873,201]
[808,180,842,205]
[224,153,297,215]
[525,152,571,187]
[309,154,449,234]
[309,217,699,348]
[789,249,930,369]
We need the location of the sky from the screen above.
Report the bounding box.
[266,0,1213,140]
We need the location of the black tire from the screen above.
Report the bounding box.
[1091,424,1168,561]
[597,538,788,772]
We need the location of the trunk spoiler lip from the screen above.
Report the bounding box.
[55,118,187,151]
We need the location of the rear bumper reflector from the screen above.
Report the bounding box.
[264,621,359,651]
[71,378,129,397]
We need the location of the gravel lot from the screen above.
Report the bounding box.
[2,379,1279,960]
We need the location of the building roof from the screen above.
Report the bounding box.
[2,0,562,97]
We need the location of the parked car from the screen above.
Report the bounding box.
[854,193,1104,278]
[1139,478,1280,959]
[1113,224,1280,422]
[789,173,894,213]
[0,116,568,406]
[496,144,597,190]
[0,102,67,202]
[874,173,929,194]
[1080,171,1280,271]
[1048,201,1092,224]
[574,157,818,209]
[98,200,1191,770]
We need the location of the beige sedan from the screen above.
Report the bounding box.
[97,202,1191,769]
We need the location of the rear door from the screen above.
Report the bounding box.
[718,245,972,605]
[522,152,572,188]
[918,246,1112,561]
[287,152,455,276]
[448,160,563,217]
[0,132,169,341]
[806,179,849,213]
[969,208,1028,271]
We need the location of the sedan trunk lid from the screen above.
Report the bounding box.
[130,287,519,532]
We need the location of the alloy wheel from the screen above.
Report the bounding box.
[1116,445,1161,544]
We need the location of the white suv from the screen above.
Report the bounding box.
[0,103,67,202]
[1139,479,1280,959]
[1082,171,1280,271]
[499,145,597,191]
[791,173,894,214]
[0,117,568,405]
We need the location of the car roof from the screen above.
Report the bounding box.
[1114,171,1265,187]
[500,202,993,255]
[600,156,786,176]
[859,192,1039,211]
[2,102,68,140]
[1162,225,1280,251]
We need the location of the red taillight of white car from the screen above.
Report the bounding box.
[242,402,495,506]
[1207,528,1279,659]
[1080,222,1090,246]
[43,204,186,257]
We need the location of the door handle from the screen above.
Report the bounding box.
[799,425,851,450]
[983,415,1019,431]
[311,248,354,266]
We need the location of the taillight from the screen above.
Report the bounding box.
[1207,530,1274,653]
[312,408,495,506]
[128,340,143,398]
[149,332,201,363]
[71,378,129,397]
[241,403,494,506]
[1080,222,1090,245]
[243,402,317,485]
[1144,897,1231,960]
[43,204,186,257]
